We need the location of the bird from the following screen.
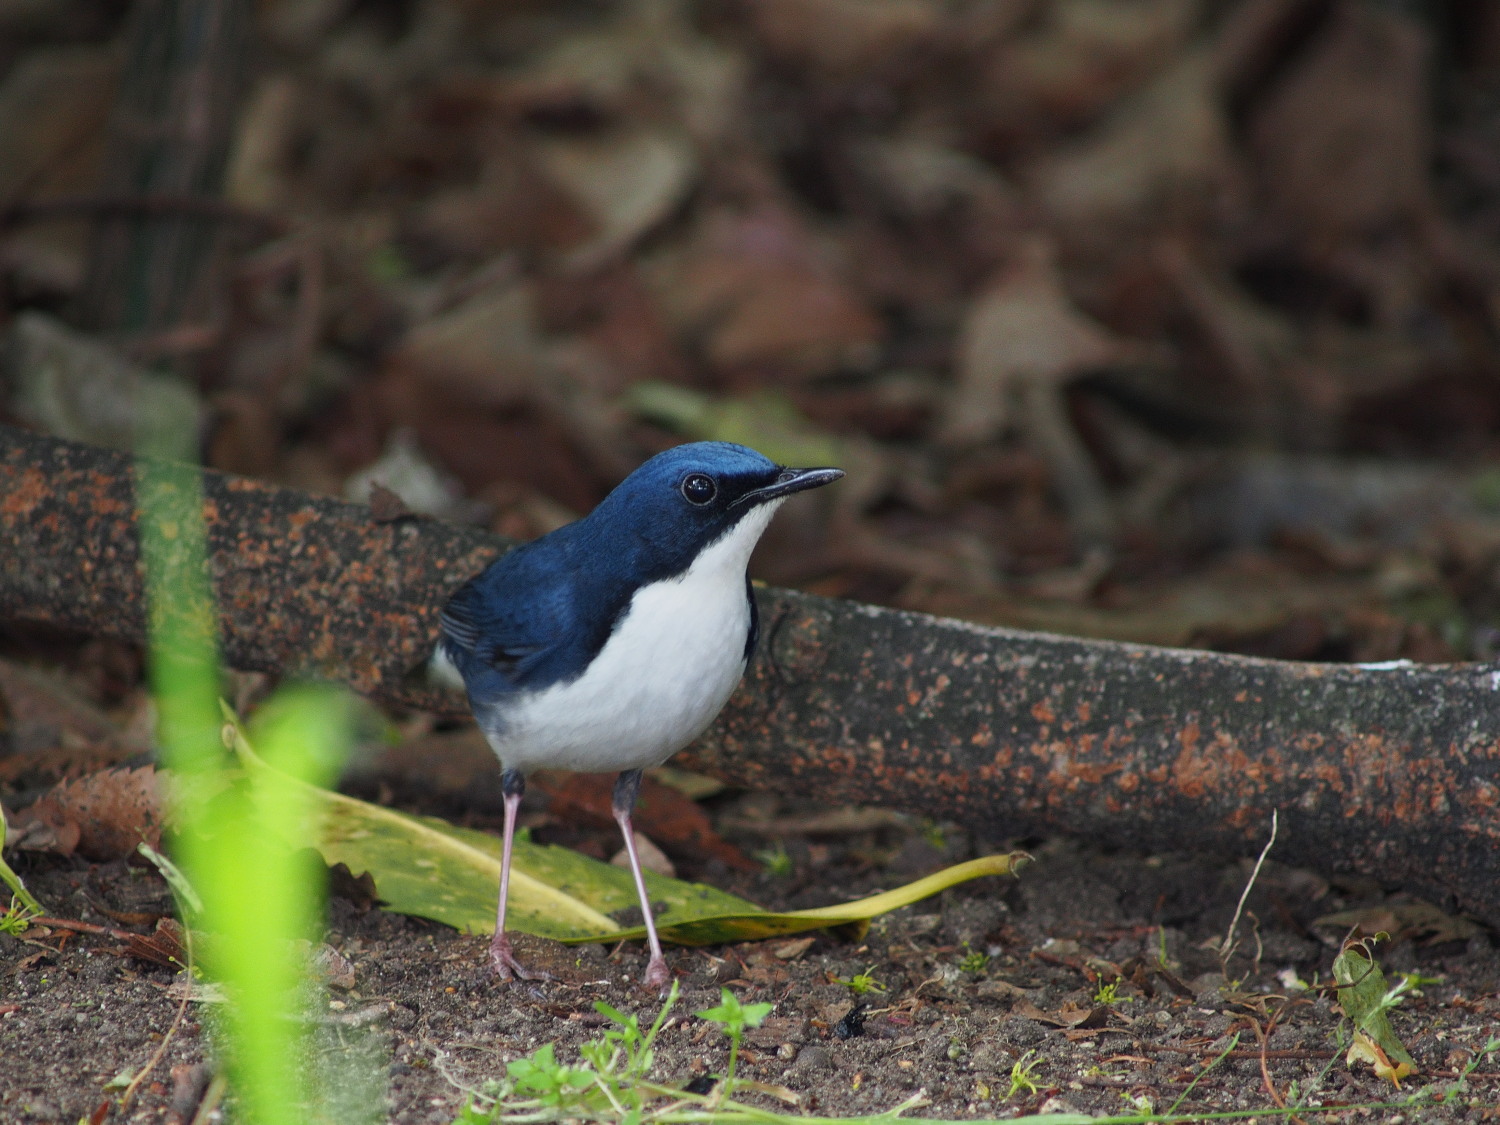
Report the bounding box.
[431,441,843,989]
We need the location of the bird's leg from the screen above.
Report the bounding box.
[612,769,671,992]
[490,768,551,982]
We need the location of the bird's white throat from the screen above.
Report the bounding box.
[472,499,783,774]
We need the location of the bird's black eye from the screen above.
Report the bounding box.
[681,473,717,505]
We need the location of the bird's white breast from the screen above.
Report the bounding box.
[480,501,782,775]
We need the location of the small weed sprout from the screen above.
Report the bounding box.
[1124,1091,1155,1114]
[834,965,887,994]
[1439,1036,1500,1100]
[461,983,684,1121]
[505,1044,594,1109]
[754,840,793,878]
[957,942,990,974]
[696,986,773,1098]
[1006,1049,1041,1099]
[0,804,44,926]
[1094,979,1124,1005]
[0,897,39,936]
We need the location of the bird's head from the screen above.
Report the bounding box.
[585,442,843,580]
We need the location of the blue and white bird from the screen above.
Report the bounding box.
[432,442,843,989]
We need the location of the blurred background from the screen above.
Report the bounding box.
[4,0,1500,664]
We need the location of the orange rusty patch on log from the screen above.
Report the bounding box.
[2,467,46,517]
[1031,700,1055,724]
[1225,805,1259,830]
[1173,723,1219,799]
[1063,761,1120,785]
[1076,701,1091,723]
[1116,772,1139,792]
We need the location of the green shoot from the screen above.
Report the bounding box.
[0,897,40,936]
[584,982,680,1089]
[1094,979,1125,1005]
[1005,1049,1040,1099]
[137,444,356,1125]
[455,981,777,1123]
[833,965,887,994]
[697,986,773,1098]
[1122,1092,1155,1114]
[0,803,44,921]
[506,1043,595,1108]
[1155,925,1172,970]
[755,840,794,878]
[957,942,990,974]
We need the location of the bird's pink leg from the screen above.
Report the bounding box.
[490,769,552,982]
[613,769,671,992]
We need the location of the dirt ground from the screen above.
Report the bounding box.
[3,788,1497,1124]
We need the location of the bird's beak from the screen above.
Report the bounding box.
[735,466,845,508]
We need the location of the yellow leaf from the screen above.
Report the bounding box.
[226,707,1028,948]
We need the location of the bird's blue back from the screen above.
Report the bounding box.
[438,443,781,701]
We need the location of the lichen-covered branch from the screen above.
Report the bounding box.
[3,424,1498,924]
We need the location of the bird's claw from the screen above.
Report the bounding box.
[490,936,555,983]
[642,955,672,994]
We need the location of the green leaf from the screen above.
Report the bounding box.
[1333,945,1419,1079]
[226,713,1028,948]
[506,1043,593,1105]
[697,988,774,1034]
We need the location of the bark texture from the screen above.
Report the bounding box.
[3,424,1497,923]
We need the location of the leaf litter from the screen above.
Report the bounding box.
[4,0,1500,1120]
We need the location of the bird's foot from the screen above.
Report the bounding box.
[489,934,554,983]
[642,953,672,994]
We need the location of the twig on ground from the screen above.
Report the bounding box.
[1220,809,1279,963]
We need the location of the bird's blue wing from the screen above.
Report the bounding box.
[437,532,631,696]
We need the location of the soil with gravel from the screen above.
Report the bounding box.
[2,794,1498,1124]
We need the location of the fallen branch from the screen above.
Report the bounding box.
[3,424,1498,924]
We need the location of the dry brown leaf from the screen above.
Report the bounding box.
[1315,901,1485,946]
[121,918,188,969]
[975,0,1202,141]
[1247,2,1430,238]
[750,0,941,78]
[938,237,1126,445]
[849,133,1022,223]
[537,128,699,265]
[418,157,596,260]
[0,46,117,275]
[655,207,884,380]
[25,766,165,861]
[381,282,544,408]
[0,658,147,782]
[1026,46,1234,228]
[225,75,301,212]
[532,768,758,872]
[506,8,747,142]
